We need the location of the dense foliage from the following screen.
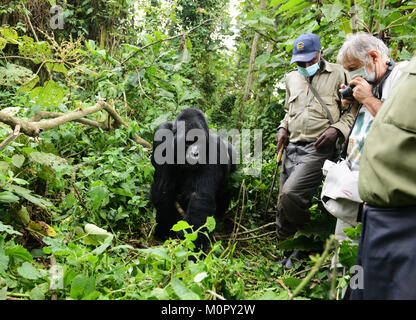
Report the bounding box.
[0,0,415,300]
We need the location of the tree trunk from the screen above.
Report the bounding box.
[238,0,266,130]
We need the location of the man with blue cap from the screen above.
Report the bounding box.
[275,33,354,268]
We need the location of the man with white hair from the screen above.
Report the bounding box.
[330,33,408,292]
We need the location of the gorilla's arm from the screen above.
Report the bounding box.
[151,121,182,238]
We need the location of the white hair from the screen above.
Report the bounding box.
[337,32,390,64]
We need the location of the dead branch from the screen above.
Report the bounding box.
[0,125,21,151]
[0,100,152,149]
[31,111,108,130]
[221,230,276,242]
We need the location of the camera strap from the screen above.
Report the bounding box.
[373,60,395,99]
[306,80,335,124]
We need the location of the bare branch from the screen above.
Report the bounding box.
[0,125,21,151]
[0,101,152,149]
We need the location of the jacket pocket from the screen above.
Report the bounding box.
[288,92,302,117]
[319,96,340,123]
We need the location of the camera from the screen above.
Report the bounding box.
[339,85,355,99]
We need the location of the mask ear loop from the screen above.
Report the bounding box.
[364,54,377,85]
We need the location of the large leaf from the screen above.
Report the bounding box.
[0,191,20,204]
[84,223,113,246]
[90,185,109,211]
[4,184,52,209]
[0,64,34,87]
[5,245,34,263]
[321,3,344,22]
[139,247,173,262]
[0,221,22,236]
[17,262,45,280]
[0,26,19,50]
[18,36,52,64]
[170,278,200,300]
[11,154,25,168]
[29,152,72,173]
[29,80,67,108]
[70,274,96,300]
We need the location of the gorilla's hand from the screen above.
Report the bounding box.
[314,127,339,151]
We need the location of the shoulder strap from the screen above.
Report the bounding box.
[340,104,362,160]
[306,80,335,124]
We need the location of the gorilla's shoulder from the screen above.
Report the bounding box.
[177,108,206,120]
[155,121,174,131]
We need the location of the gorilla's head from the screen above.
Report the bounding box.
[173,108,210,168]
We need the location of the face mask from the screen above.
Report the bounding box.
[348,57,376,82]
[298,62,320,77]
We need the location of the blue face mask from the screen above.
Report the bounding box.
[348,66,375,82]
[298,62,320,77]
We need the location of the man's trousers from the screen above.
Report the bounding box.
[276,141,334,240]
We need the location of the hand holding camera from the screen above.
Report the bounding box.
[339,76,375,109]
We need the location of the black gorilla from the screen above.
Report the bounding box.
[150,108,236,248]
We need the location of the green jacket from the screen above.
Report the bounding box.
[278,59,354,143]
[358,56,416,207]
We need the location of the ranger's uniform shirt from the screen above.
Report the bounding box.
[278,59,354,143]
[358,56,416,207]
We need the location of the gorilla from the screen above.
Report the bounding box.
[150,108,237,249]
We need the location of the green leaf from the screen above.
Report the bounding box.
[29,80,67,108]
[0,252,9,273]
[343,223,362,241]
[0,191,20,204]
[276,0,308,15]
[11,154,25,168]
[70,274,96,299]
[90,185,109,211]
[150,287,170,300]
[5,245,33,263]
[30,286,45,300]
[341,17,353,34]
[0,64,34,87]
[193,272,208,283]
[29,151,72,173]
[171,220,191,232]
[0,221,22,236]
[17,262,44,280]
[19,37,52,64]
[321,3,344,22]
[4,184,52,209]
[170,278,200,300]
[206,216,216,232]
[283,277,302,290]
[255,53,270,66]
[83,223,113,247]
[184,233,198,241]
[139,247,173,262]
[338,241,358,270]
[45,63,68,75]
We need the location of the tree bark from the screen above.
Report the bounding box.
[238,0,266,129]
[0,101,152,149]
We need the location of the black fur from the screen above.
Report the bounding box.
[151,108,236,249]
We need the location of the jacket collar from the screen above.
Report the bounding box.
[320,59,334,73]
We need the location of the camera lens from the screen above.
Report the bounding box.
[339,85,354,99]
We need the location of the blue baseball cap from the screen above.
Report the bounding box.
[290,33,321,64]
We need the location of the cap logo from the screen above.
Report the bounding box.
[296,42,304,50]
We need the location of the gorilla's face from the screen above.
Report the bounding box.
[173,108,209,168]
